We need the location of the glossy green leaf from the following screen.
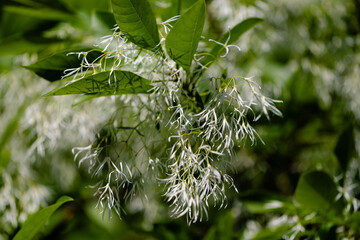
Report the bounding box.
[111,0,160,50]
[294,171,343,217]
[43,71,153,96]
[24,49,103,82]
[165,0,206,71]
[202,17,263,67]
[335,126,355,172]
[13,196,73,240]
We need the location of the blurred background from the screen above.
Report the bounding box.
[0,0,359,239]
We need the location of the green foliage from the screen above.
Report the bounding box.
[203,211,235,240]
[111,0,160,50]
[165,0,206,71]
[43,71,153,96]
[318,224,337,240]
[295,171,343,217]
[13,196,73,240]
[251,225,292,240]
[24,49,103,82]
[240,191,292,214]
[0,150,11,172]
[203,17,263,68]
[347,212,360,231]
[3,5,73,21]
[335,126,355,172]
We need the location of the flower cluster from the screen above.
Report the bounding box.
[67,17,282,224]
[159,76,282,223]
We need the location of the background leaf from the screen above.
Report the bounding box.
[294,171,343,217]
[165,0,206,71]
[43,71,153,96]
[318,224,337,240]
[95,11,117,29]
[240,191,292,214]
[13,196,73,240]
[111,0,160,50]
[24,49,103,82]
[347,212,360,231]
[334,126,355,172]
[203,211,234,240]
[250,225,292,240]
[3,5,73,21]
[202,17,263,68]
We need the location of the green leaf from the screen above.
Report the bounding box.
[43,71,153,96]
[294,171,343,217]
[3,5,74,21]
[13,196,73,240]
[24,49,103,82]
[72,94,105,106]
[335,126,355,172]
[165,0,206,71]
[95,11,117,30]
[0,36,65,56]
[251,225,293,240]
[61,0,111,13]
[318,224,337,240]
[203,17,263,68]
[0,150,11,172]
[241,191,291,214]
[203,211,234,240]
[111,0,160,50]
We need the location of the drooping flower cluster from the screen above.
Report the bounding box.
[158,76,282,223]
[66,18,282,224]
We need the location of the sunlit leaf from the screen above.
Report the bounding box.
[43,71,153,96]
[165,0,206,71]
[24,49,103,82]
[111,0,160,50]
[13,196,73,240]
